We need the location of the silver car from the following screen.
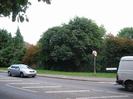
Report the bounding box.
[8,64,37,78]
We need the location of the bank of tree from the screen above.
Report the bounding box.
[39,17,106,71]
[0,29,12,66]
[102,34,133,70]
[0,28,25,67]
[117,27,133,39]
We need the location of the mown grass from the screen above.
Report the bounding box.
[36,69,116,78]
[0,67,7,71]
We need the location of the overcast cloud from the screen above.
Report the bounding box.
[0,0,133,44]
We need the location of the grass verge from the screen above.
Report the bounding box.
[36,69,116,78]
[0,67,7,71]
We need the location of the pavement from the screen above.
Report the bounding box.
[0,70,115,82]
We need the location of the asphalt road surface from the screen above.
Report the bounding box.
[0,72,132,99]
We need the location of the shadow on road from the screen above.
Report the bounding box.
[117,87,133,93]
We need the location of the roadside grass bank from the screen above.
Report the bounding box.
[0,67,7,71]
[36,69,116,78]
[0,67,116,78]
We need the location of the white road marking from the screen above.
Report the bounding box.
[45,90,90,94]
[76,95,129,99]
[0,79,22,82]
[6,84,37,93]
[23,85,62,89]
[91,89,132,95]
[0,77,18,79]
[9,82,40,85]
[97,82,116,84]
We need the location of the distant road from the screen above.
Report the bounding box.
[0,72,133,99]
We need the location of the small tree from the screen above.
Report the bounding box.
[11,27,25,64]
[22,45,39,67]
[103,34,133,69]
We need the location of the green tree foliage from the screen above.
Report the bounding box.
[11,27,25,64]
[39,26,74,71]
[0,0,51,22]
[14,27,24,46]
[0,29,12,66]
[0,29,12,49]
[39,17,106,71]
[103,34,133,69]
[118,27,133,39]
[0,28,25,67]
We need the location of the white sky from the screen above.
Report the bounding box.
[0,0,133,44]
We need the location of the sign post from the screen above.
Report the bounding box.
[92,50,97,74]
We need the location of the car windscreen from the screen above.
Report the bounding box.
[20,65,31,69]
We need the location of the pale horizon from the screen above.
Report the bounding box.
[0,0,133,44]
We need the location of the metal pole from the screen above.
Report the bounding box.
[94,56,96,74]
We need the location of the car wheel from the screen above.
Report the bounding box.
[32,75,36,78]
[20,72,24,78]
[125,81,133,92]
[8,71,11,76]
